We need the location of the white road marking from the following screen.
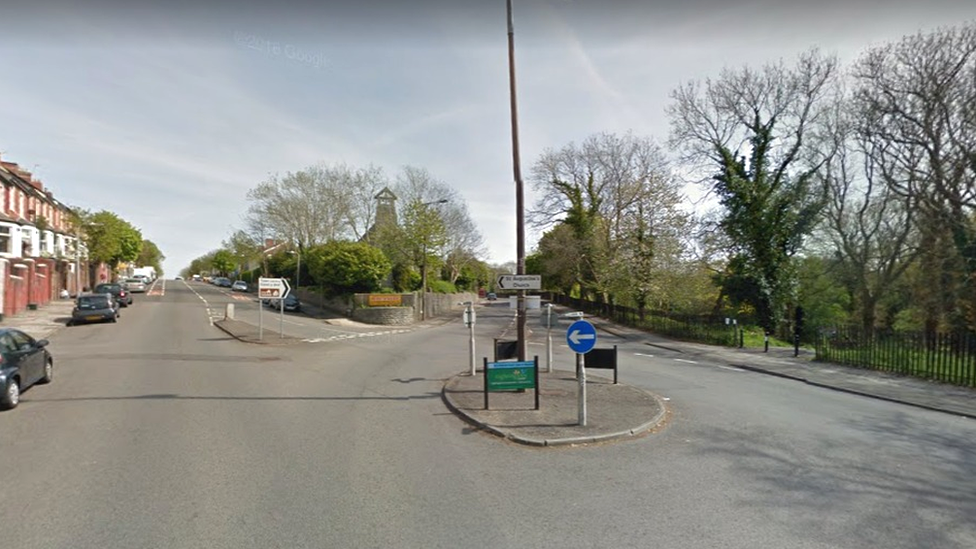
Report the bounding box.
[674,358,699,364]
[634,353,655,358]
[718,365,745,372]
[302,328,412,343]
[186,283,218,325]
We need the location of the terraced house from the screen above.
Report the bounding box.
[0,154,98,320]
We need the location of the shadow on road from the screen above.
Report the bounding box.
[29,392,442,402]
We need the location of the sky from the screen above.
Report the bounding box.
[1,0,974,277]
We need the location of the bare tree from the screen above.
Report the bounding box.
[852,22,976,331]
[391,166,486,285]
[341,163,388,241]
[817,94,921,333]
[245,164,353,250]
[529,132,685,307]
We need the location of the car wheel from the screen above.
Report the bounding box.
[40,359,53,384]
[1,378,20,410]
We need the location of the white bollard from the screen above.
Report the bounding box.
[225,303,235,320]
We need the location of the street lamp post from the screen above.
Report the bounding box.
[506,0,527,361]
[419,199,448,321]
[74,225,81,296]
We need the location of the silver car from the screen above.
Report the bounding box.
[123,278,147,293]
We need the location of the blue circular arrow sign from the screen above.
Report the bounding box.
[566,319,597,354]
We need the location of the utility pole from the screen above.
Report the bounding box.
[74,224,81,296]
[507,0,527,361]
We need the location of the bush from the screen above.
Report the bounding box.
[428,279,457,294]
[307,241,391,295]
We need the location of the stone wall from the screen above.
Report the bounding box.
[420,292,480,320]
[351,306,415,325]
[293,289,481,326]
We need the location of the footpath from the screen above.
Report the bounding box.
[7,298,975,447]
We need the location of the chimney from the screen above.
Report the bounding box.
[30,178,43,191]
[1,163,33,182]
[265,238,275,249]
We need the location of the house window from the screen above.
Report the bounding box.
[0,225,11,255]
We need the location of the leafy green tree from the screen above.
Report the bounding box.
[211,249,235,276]
[186,252,215,278]
[795,255,852,334]
[529,223,585,296]
[222,230,261,275]
[398,199,449,293]
[389,262,419,293]
[449,257,492,292]
[307,241,391,295]
[84,210,143,275]
[136,240,165,277]
[668,49,839,332]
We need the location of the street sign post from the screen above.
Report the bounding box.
[257,277,291,340]
[566,319,597,354]
[496,274,541,290]
[461,301,476,376]
[483,357,540,410]
[566,319,597,426]
[258,277,290,300]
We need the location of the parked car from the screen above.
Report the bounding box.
[266,293,301,312]
[69,293,120,326]
[231,280,248,292]
[487,292,497,301]
[175,276,184,280]
[123,277,147,293]
[93,283,132,307]
[0,327,53,410]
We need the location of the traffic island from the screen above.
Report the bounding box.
[213,318,303,345]
[442,369,668,447]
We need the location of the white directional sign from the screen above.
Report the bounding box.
[258,277,291,299]
[496,274,541,290]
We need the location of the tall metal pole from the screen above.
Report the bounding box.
[468,302,476,376]
[546,303,553,373]
[421,243,427,320]
[507,0,527,362]
[74,225,81,296]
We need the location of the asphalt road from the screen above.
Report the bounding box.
[1,281,974,548]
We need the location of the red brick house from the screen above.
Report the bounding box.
[0,154,96,320]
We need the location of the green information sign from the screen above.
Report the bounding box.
[486,360,537,391]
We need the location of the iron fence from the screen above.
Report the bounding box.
[548,294,740,347]
[546,293,976,388]
[815,326,976,387]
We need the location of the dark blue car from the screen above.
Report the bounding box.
[0,328,53,410]
[69,293,120,326]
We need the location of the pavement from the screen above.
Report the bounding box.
[6,297,975,447]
